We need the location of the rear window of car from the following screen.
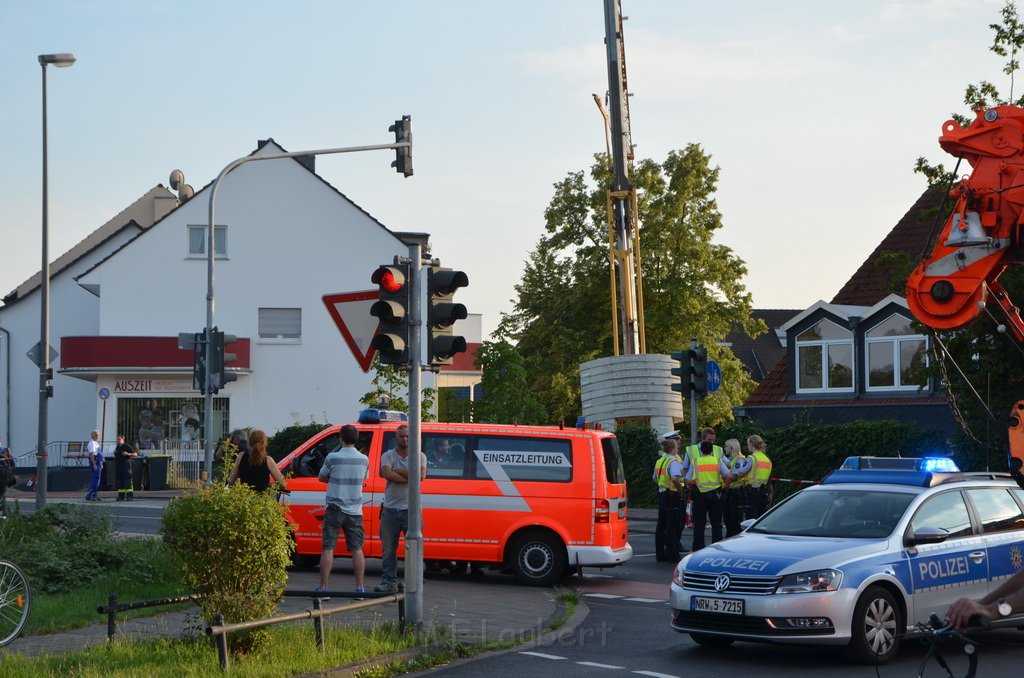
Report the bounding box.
[967,488,1024,534]
[748,489,915,538]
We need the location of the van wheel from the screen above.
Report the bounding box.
[690,632,734,648]
[290,552,319,570]
[847,586,901,664]
[508,532,567,586]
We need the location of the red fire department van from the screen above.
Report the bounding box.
[278,410,633,586]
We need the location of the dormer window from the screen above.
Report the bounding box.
[865,314,927,391]
[796,319,854,392]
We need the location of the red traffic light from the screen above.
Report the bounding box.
[371,266,405,293]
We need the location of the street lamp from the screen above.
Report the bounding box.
[37,52,76,508]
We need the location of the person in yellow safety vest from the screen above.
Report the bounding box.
[652,433,685,561]
[683,439,731,552]
[735,434,773,519]
[722,438,752,537]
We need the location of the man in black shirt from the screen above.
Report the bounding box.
[114,435,138,501]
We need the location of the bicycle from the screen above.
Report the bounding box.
[914,613,988,678]
[0,558,31,647]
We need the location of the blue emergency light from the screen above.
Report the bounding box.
[825,456,961,487]
[357,408,409,425]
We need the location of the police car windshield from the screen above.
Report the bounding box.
[748,489,916,539]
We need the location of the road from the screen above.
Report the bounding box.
[19,500,1024,675]
[418,531,1024,678]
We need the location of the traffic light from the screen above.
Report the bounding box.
[370,263,412,365]
[210,329,239,392]
[389,115,413,177]
[690,345,708,398]
[426,267,469,366]
[183,332,206,394]
[670,350,690,395]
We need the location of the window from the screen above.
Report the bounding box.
[865,314,927,390]
[967,488,1024,534]
[909,491,973,539]
[473,436,573,482]
[424,435,469,478]
[795,319,854,392]
[187,225,227,257]
[258,308,302,342]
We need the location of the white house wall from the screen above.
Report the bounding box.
[0,226,143,453]
[78,144,409,436]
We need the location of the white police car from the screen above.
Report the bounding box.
[670,457,1024,663]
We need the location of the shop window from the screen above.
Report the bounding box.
[795,319,854,393]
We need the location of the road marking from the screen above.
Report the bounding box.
[584,593,623,599]
[633,671,680,678]
[624,597,666,603]
[519,652,566,660]
[576,661,625,669]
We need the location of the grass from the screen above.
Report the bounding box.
[24,539,185,635]
[1,621,422,677]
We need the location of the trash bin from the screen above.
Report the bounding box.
[147,454,171,491]
[130,457,146,491]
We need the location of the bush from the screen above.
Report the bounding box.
[615,424,661,509]
[268,422,330,461]
[0,503,135,594]
[161,484,293,653]
[718,419,948,502]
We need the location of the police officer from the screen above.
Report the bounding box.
[683,434,730,552]
[741,434,773,519]
[722,439,752,537]
[652,433,684,561]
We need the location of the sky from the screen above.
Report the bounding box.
[0,0,1010,340]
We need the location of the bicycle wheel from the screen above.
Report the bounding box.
[0,559,31,647]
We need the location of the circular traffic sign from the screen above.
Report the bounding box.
[98,387,110,400]
[706,360,722,393]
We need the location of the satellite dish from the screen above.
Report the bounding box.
[179,184,194,202]
[169,169,185,191]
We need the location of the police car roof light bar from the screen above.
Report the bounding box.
[838,456,960,473]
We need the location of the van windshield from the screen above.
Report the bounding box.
[602,438,625,484]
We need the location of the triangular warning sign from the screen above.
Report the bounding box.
[323,290,380,372]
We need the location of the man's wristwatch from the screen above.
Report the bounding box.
[997,598,1013,617]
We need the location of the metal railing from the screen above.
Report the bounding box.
[97,593,202,643]
[16,440,205,487]
[207,590,406,671]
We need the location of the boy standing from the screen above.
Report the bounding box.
[317,424,369,597]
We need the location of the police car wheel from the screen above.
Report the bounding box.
[847,586,902,664]
[689,632,735,649]
[509,532,567,586]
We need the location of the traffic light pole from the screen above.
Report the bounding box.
[404,242,425,630]
[201,135,413,483]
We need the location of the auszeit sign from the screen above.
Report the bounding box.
[113,380,192,393]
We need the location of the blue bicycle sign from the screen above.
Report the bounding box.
[706,359,722,393]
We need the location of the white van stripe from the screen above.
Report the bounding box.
[284,490,530,512]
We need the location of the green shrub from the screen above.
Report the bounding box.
[161,484,293,653]
[267,422,330,461]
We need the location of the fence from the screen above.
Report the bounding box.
[16,440,208,489]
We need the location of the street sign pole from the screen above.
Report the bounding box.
[689,338,699,445]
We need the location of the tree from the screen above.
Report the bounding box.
[359,353,436,421]
[912,1,1024,469]
[472,339,548,425]
[499,145,764,426]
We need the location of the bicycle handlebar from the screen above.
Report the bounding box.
[916,613,989,678]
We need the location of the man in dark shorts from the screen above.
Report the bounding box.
[317,424,369,597]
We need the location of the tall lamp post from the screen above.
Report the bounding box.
[36,52,76,508]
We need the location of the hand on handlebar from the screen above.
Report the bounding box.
[945,598,994,631]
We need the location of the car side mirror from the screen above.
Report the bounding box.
[739,518,756,531]
[905,527,949,547]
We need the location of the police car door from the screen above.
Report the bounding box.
[963,487,1024,600]
[905,490,988,624]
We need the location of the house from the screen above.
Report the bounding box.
[738,186,957,433]
[0,139,475,463]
